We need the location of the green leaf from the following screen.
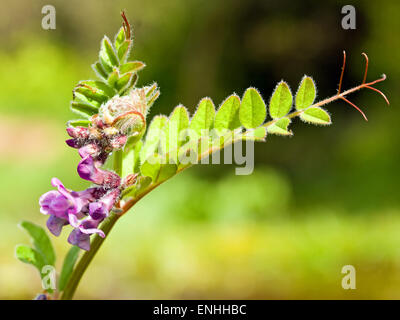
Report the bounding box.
[134,176,152,197]
[120,73,138,95]
[243,126,267,141]
[20,221,55,266]
[92,61,108,80]
[140,154,177,183]
[122,140,143,177]
[115,72,133,93]
[190,98,216,136]
[114,27,126,51]
[157,163,178,182]
[74,85,109,106]
[147,91,160,108]
[144,83,160,108]
[300,107,331,125]
[120,61,146,74]
[164,106,190,162]
[141,116,168,162]
[70,100,98,118]
[99,36,119,72]
[117,41,131,63]
[107,69,119,88]
[133,141,143,173]
[79,80,115,98]
[140,155,161,181]
[58,246,80,292]
[296,76,316,110]
[67,119,91,127]
[239,88,266,129]
[214,94,241,132]
[15,244,46,272]
[267,118,292,136]
[269,81,293,119]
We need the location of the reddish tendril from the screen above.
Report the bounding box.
[361,52,369,84]
[337,51,389,121]
[338,50,346,94]
[121,11,131,40]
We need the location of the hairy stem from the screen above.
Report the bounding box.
[61,148,125,300]
[60,212,121,300]
[113,149,123,176]
[263,75,387,128]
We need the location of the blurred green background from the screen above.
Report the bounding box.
[0,0,399,299]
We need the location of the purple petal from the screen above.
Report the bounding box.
[39,188,71,219]
[46,215,68,236]
[51,178,85,214]
[39,190,59,215]
[68,213,80,228]
[89,202,107,220]
[79,218,105,237]
[101,189,120,211]
[68,229,91,251]
[66,126,89,139]
[110,135,127,149]
[77,156,121,188]
[78,144,100,159]
[77,156,103,184]
[66,139,80,148]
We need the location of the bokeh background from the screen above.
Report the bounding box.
[0,0,399,299]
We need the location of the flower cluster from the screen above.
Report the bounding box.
[39,89,149,250]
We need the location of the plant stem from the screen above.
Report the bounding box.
[61,149,125,300]
[60,212,121,300]
[113,149,123,176]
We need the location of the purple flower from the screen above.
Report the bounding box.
[39,178,86,217]
[77,156,120,188]
[66,126,89,139]
[89,189,120,220]
[39,176,121,251]
[67,216,106,251]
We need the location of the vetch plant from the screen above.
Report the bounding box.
[15,12,389,300]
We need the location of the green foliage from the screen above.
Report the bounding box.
[239,88,266,129]
[15,245,46,272]
[121,75,336,197]
[15,222,56,293]
[189,98,216,136]
[70,19,145,121]
[296,76,316,110]
[140,116,168,163]
[64,16,339,203]
[141,155,177,183]
[214,95,241,132]
[19,221,55,266]
[300,107,331,125]
[163,105,190,162]
[59,246,80,292]
[267,118,292,136]
[269,81,292,119]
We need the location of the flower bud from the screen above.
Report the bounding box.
[110,135,128,149]
[122,173,138,188]
[99,89,147,138]
[66,126,90,139]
